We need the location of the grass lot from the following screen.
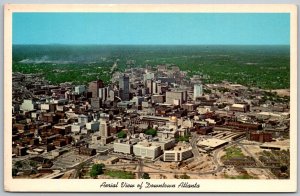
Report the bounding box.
[104,170,135,179]
[222,146,245,160]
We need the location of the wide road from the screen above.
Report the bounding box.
[190,132,200,158]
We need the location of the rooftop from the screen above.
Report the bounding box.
[197,138,228,148]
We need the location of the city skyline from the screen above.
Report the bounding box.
[13,13,290,45]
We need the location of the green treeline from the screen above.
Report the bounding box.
[12,45,290,89]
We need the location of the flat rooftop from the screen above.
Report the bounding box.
[197,138,228,148]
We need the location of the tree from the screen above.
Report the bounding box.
[180,173,191,179]
[175,135,190,142]
[29,161,37,167]
[14,161,23,169]
[90,163,105,178]
[12,168,18,176]
[144,128,157,137]
[117,130,127,138]
[141,173,150,179]
[280,165,288,173]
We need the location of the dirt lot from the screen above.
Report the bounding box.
[271,89,290,97]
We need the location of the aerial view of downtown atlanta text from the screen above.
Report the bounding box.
[12,45,290,181]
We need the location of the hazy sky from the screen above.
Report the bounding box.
[13,13,290,45]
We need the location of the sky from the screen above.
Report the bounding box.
[13,13,290,45]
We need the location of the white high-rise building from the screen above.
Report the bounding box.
[193,83,203,101]
[152,81,157,94]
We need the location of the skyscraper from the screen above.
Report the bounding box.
[88,80,104,98]
[193,83,203,101]
[146,79,153,94]
[99,87,108,101]
[99,118,110,138]
[119,74,130,101]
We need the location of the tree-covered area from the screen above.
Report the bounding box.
[90,163,105,178]
[13,45,290,89]
[261,91,290,103]
[144,128,157,137]
[175,135,190,142]
[13,63,112,85]
[174,173,191,179]
[141,173,151,179]
[117,130,127,138]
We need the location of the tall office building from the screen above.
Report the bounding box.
[98,116,114,144]
[119,74,130,101]
[99,87,108,101]
[88,80,104,98]
[152,81,158,94]
[156,80,162,94]
[193,83,203,101]
[146,79,153,94]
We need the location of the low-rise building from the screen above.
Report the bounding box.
[86,121,100,131]
[71,123,85,133]
[75,85,86,95]
[20,99,37,112]
[197,138,228,151]
[249,132,272,143]
[182,103,196,112]
[152,95,165,103]
[79,147,96,156]
[133,142,162,159]
[113,141,133,154]
[230,103,250,113]
[163,143,193,162]
[153,138,176,150]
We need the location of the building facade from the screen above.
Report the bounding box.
[113,142,133,154]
